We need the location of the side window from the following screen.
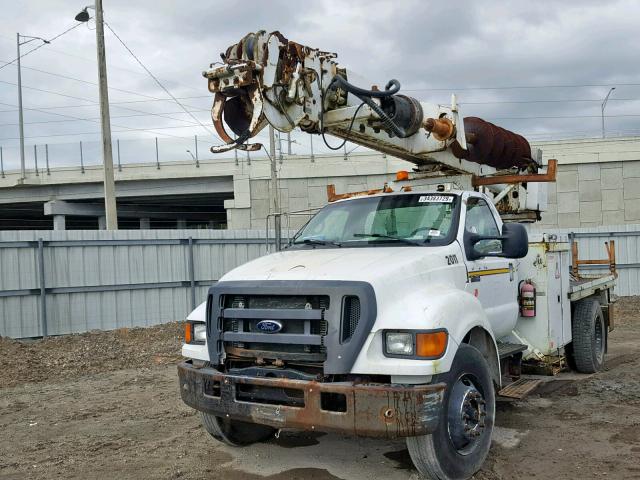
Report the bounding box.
[465,198,502,256]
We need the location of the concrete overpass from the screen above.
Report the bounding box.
[2,137,640,230]
[0,151,410,230]
[0,160,234,229]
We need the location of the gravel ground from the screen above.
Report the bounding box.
[1,300,639,479]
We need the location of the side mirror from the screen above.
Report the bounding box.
[501,223,528,258]
[465,223,528,260]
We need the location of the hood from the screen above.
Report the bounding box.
[220,245,458,285]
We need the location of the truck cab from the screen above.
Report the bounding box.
[179,189,532,479]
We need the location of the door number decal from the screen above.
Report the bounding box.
[446,254,459,265]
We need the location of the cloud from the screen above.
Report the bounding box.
[0,0,638,170]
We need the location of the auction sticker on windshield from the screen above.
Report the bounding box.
[418,195,454,203]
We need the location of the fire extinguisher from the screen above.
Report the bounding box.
[519,280,536,317]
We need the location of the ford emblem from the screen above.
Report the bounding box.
[256,320,283,333]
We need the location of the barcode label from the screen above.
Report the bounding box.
[418,195,454,203]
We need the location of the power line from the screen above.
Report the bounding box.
[0,23,84,71]
[0,95,210,113]
[0,79,96,103]
[103,21,213,136]
[0,122,226,140]
[459,98,640,105]
[0,79,211,130]
[493,113,640,120]
[0,31,204,95]
[403,82,640,92]
[0,60,167,101]
[0,108,210,127]
[0,59,214,113]
[0,100,208,142]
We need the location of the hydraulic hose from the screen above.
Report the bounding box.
[328,75,408,138]
[329,75,400,98]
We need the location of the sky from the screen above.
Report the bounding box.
[1,0,639,171]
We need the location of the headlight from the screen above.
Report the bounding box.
[193,323,206,342]
[185,321,206,344]
[385,332,414,355]
[384,330,448,358]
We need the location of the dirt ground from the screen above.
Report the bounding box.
[1,300,640,480]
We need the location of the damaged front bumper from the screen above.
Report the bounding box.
[178,361,446,438]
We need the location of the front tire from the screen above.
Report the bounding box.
[201,413,275,446]
[406,344,495,480]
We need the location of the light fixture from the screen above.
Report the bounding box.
[74,5,95,23]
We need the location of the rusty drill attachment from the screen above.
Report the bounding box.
[452,117,534,170]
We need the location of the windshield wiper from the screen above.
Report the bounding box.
[295,238,342,247]
[352,233,421,246]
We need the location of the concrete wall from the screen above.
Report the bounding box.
[533,137,640,228]
[224,137,640,231]
[225,152,411,229]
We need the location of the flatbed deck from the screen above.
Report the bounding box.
[569,274,616,302]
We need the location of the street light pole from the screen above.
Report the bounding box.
[16,33,48,182]
[601,87,616,139]
[76,1,118,229]
[17,33,25,182]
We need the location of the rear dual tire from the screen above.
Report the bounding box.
[570,297,606,374]
[406,344,495,480]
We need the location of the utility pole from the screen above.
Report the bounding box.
[77,0,118,228]
[269,126,281,250]
[286,132,292,155]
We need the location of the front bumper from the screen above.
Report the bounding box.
[178,361,446,438]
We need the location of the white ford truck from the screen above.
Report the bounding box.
[178,31,616,479]
[179,188,616,479]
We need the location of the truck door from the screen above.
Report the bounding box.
[462,196,518,338]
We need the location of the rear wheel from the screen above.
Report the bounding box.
[201,413,275,446]
[570,297,606,373]
[406,344,495,480]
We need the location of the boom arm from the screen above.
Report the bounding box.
[203,31,537,177]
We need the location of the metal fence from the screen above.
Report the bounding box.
[0,132,360,177]
[0,229,273,338]
[3,225,640,339]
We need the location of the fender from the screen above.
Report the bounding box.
[187,301,207,322]
[350,285,501,379]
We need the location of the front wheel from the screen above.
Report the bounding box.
[201,413,275,446]
[406,344,496,480]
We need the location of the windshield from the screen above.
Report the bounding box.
[292,194,460,247]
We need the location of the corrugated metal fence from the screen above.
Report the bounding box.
[2,225,640,338]
[0,230,273,338]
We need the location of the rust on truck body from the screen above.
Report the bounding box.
[178,361,445,439]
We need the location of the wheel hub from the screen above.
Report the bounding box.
[447,375,487,455]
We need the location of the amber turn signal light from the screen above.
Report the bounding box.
[416,331,448,358]
[184,322,193,344]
